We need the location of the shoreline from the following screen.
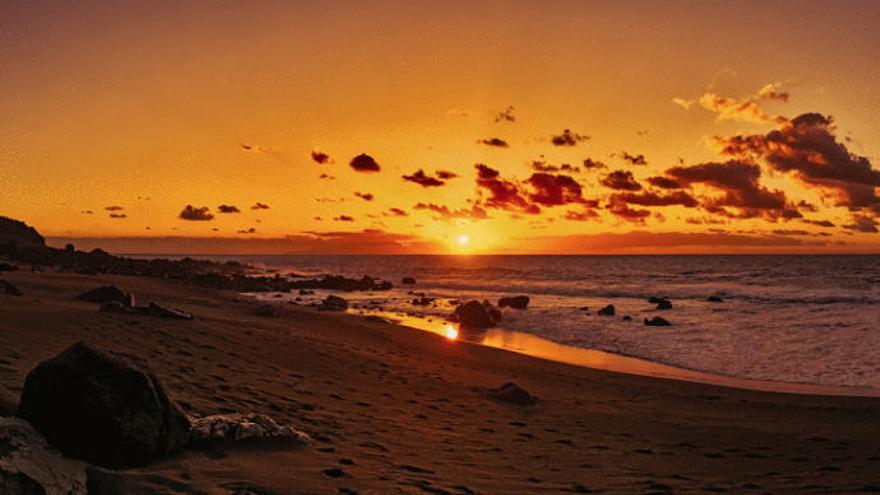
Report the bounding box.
[3,269,880,493]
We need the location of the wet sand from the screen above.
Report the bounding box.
[2,269,880,494]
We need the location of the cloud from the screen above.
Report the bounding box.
[843,215,878,233]
[104,205,124,211]
[564,209,599,222]
[108,213,127,219]
[607,196,651,223]
[217,204,241,213]
[474,164,538,214]
[757,82,790,102]
[81,210,94,215]
[600,170,642,191]
[611,190,699,208]
[582,158,607,170]
[251,202,270,210]
[179,205,214,221]
[350,153,381,172]
[672,97,695,110]
[436,170,458,180]
[240,143,286,161]
[620,151,647,166]
[801,218,835,228]
[334,215,355,222]
[413,203,489,222]
[354,192,374,201]
[532,161,580,173]
[697,93,786,124]
[713,113,880,215]
[646,176,682,189]
[318,173,335,180]
[402,169,446,187]
[311,150,331,164]
[771,229,810,236]
[526,173,589,207]
[550,129,590,147]
[386,208,408,217]
[238,227,257,234]
[477,137,510,148]
[493,106,515,123]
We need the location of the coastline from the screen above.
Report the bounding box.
[3,269,880,493]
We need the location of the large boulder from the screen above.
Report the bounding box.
[0,217,45,248]
[597,304,615,316]
[656,299,673,310]
[645,316,671,327]
[498,295,529,309]
[75,286,134,307]
[0,417,87,495]
[453,300,501,330]
[319,295,348,311]
[17,342,191,468]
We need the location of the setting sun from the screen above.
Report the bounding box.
[457,234,471,247]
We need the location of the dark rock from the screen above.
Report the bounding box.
[648,296,668,304]
[0,280,22,296]
[141,302,193,320]
[291,275,392,292]
[364,315,390,324]
[253,304,278,318]
[298,289,314,295]
[656,299,673,310]
[76,286,134,307]
[486,382,538,405]
[644,316,671,327]
[411,297,434,306]
[0,417,87,495]
[498,295,529,309]
[0,216,46,248]
[597,304,615,316]
[99,301,131,314]
[452,300,501,330]
[189,413,310,446]
[401,277,416,285]
[579,306,590,312]
[0,263,17,272]
[707,295,724,303]
[622,315,632,321]
[17,342,191,468]
[319,295,348,311]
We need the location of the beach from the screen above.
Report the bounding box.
[2,269,880,494]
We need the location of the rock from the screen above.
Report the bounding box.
[17,342,191,468]
[401,277,416,285]
[98,301,131,314]
[0,417,87,495]
[597,304,615,316]
[453,300,501,330]
[291,274,392,292]
[656,299,673,310]
[1,279,22,296]
[0,263,17,272]
[189,413,311,447]
[364,315,390,324]
[411,297,434,306]
[76,286,134,307]
[486,382,538,405]
[0,216,46,248]
[319,295,348,311]
[707,295,724,303]
[622,315,632,321]
[648,296,668,304]
[644,316,671,327]
[578,306,590,312]
[252,304,278,317]
[141,302,193,320]
[298,288,314,295]
[498,295,529,309]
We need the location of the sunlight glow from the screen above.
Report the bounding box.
[445,325,459,340]
[457,234,470,246]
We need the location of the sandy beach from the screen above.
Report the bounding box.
[1,269,879,494]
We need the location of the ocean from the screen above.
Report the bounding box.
[198,254,879,389]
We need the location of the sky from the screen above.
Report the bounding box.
[2,0,880,254]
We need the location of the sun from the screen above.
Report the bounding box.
[457,234,470,246]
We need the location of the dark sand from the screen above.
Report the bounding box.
[2,269,880,494]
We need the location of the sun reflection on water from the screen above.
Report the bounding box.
[444,325,459,340]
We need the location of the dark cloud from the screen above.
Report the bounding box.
[474,164,538,214]
[251,202,270,210]
[620,152,647,166]
[531,162,581,174]
[217,204,241,213]
[477,137,510,148]
[772,229,811,236]
[582,158,607,170]
[646,176,682,189]
[354,192,374,201]
[108,213,127,219]
[81,210,94,215]
[387,208,408,217]
[600,170,642,191]
[436,170,458,180]
[564,209,599,222]
[413,203,489,222]
[179,205,214,221]
[611,190,699,208]
[607,196,651,223]
[714,113,880,216]
[104,206,124,211]
[550,129,590,147]
[310,150,331,164]
[801,218,835,228]
[493,106,516,123]
[796,200,818,212]
[318,173,335,180]
[334,215,355,222]
[402,169,446,187]
[526,173,588,207]
[843,215,878,233]
[238,227,257,234]
[350,153,381,172]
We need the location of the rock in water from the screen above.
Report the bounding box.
[0,417,87,495]
[189,413,311,446]
[645,316,671,327]
[17,342,191,468]
[597,304,615,316]
[486,382,538,405]
[319,295,348,311]
[401,277,416,285]
[707,295,724,303]
[453,300,500,330]
[656,299,673,310]
[0,279,22,296]
[76,286,134,306]
[498,295,529,309]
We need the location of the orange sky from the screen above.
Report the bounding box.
[2,0,879,254]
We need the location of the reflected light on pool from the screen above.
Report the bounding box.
[444,325,459,340]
